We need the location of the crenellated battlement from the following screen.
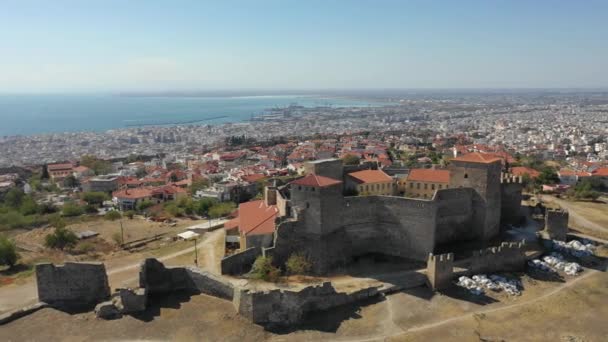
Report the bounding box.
[500,172,523,184]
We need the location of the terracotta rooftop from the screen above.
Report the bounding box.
[291,174,342,188]
[592,167,608,177]
[348,169,392,184]
[407,169,450,183]
[238,200,278,236]
[511,166,540,179]
[452,152,502,164]
[47,163,73,171]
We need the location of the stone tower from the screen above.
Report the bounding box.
[448,152,502,241]
[289,173,343,236]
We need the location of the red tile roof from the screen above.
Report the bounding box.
[113,188,153,200]
[47,163,73,171]
[241,173,266,183]
[452,152,502,164]
[593,167,608,176]
[407,169,450,183]
[238,200,278,236]
[348,169,392,184]
[291,174,342,188]
[511,166,540,179]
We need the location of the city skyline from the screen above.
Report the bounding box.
[1,0,608,92]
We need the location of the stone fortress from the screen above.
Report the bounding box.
[264,154,524,274]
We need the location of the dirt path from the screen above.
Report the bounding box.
[345,265,604,342]
[0,229,225,315]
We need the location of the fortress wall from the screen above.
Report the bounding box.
[373,196,436,260]
[233,282,380,326]
[36,262,110,308]
[434,188,475,244]
[501,181,523,224]
[468,241,527,274]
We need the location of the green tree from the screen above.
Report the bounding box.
[62,175,79,188]
[189,179,210,194]
[536,167,560,185]
[3,188,24,208]
[285,253,312,275]
[81,191,109,206]
[136,199,154,212]
[194,198,216,216]
[124,210,135,219]
[19,196,39,216]
[45,227,78,250]
[104,210,122,221]
[208,202,236,219]
[80,155,113,175]
[0,235,19,268]
[250,255,281,282]
[342,154,361,165]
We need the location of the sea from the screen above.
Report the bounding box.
[0,94,388,137]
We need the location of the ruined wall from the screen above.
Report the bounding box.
[427,253,454,290]
[36,262,110,308]
[232,282,380,326]
[545,209,569,241]
[434,188,475,244]
[139,258,234,299]
[221,247,261,275]
[501,174,523,225]
[468,241,527,274]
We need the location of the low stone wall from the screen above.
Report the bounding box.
[139,258,234,300]
[35,262,110,308]
[221,247,261,275]
[232,282,380,326]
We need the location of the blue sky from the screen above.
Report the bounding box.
[1,0,607,92]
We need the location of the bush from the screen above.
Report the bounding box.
[342,154,361,165]
[81,191,109,206]
[136,199,154,212]
[0,235,19,268]
[84,204,99,214]
[45,227,78,250]
[250,256,281,282]
[104,210,122,221]
[62,202,85,217]
[74,242,95,254]
[112,232,123,245]
[124,210,135,219]
[285,253,312,275]
[208,202,236,219]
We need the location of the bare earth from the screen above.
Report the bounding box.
[1,263,606,342]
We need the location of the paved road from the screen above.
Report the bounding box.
[0,229,224,315]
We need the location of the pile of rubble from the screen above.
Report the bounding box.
[456,275,522,296]
[95,288,147,319]
[553,240,595,258]
[528,253,583,276]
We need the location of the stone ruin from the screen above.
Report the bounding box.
[35,262,111,309]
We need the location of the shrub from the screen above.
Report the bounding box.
[74,242,95,254]
[45,227,78,250]
[136,199,154,212]
[0,235,19,268]
[250,255,281,282]
[62,202,85,217]
[112,232,123,245]
[104,210,122,221]
[285,253,312,275]
[124,210,135,219]
[84,204,99,214]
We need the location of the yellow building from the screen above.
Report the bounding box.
[346,169,395,196]
[404,168,450,199]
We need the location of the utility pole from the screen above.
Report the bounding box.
[193,238,198,266]
[120,219,125,246]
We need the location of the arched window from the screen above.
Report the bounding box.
[464,173,468,179]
